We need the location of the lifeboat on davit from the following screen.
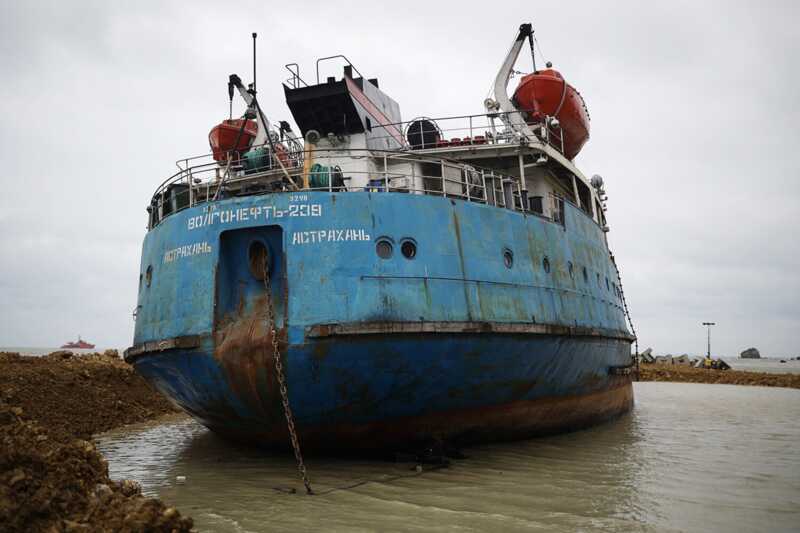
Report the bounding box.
[209,118,257,161]
[513,68,590,160]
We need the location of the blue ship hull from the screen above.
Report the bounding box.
[128,192,634,450]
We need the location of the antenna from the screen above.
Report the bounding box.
[252,32,257,95]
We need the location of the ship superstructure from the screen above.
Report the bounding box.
[126,24,635,457]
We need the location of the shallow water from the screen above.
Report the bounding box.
[97,383,800,532]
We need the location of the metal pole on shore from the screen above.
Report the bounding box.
[702,322,715,358]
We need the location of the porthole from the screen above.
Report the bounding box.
[248,240,270,281]
[582,266,588,283]
[542,256,551,274]
[400,239,417,259]
[568,261,574,279]
[606,277,610,291]
[376,238,393,259]
[139,273,143,288]
[503,248,514,268]
[597,273,601,287]
[145,265,153,287]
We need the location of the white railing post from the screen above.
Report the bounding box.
[480,169,487,203]
[383,153,388,192]
[188,169,194,207]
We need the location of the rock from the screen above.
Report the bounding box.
[47,350,73,359]
[654,355,673,365]
[120,479,142,497]
[94,483,113,501]
[741,347,761,359]
[103,349,119,358]
[673,354,691,366]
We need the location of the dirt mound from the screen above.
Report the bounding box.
[639,364,800,388]
[0,352,193,531]
[0,352,178,443]
[0,400,192,532]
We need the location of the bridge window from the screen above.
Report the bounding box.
[503,248,514,268]
[401,239,417,259]
[376,238,393,259]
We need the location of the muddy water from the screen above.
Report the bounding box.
[96,383,800,532]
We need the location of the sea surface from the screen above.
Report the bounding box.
[96,382,800,532]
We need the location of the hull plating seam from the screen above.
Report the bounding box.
[307,321,635,342]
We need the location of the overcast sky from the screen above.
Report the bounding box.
[0,1,797,357]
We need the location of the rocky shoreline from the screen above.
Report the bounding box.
[639,364,800,388]
[0,351,193,532]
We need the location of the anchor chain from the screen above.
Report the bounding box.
[610,252,639,380]
[261,259,313,494]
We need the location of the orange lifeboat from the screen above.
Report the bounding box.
[512,68,590,160]
[209,119,258,162]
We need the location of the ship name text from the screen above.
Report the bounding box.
[163,241,212,263]
[187,204,322,230]
[291,228,371,245]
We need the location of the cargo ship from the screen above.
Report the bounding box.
[61,336,95,349]
[126,23,636,456]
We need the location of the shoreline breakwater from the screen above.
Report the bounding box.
[639,363,800,388]
[0,351,193,532]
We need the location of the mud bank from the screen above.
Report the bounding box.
[639,364,800,389]
[0,352,193,532]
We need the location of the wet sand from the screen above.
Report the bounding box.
[0,351,193,532]
[639,363,800,388]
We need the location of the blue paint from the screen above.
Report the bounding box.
[131,192,633,447]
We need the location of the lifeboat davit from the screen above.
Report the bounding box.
[209,119,258,162]
[512,68,590,160]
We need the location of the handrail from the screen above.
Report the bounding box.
[284,63,308,89]
[315,55,363,84]
[146,147,549,229]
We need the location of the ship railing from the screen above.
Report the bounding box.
[148,148,547,229]
[368,111,565,154]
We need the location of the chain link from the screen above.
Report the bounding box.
[610,252,639,380]
[261,259,313,495]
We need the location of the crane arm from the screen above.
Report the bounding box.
[488,23,536,141]
[228,73,269,146]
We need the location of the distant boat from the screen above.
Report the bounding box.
[60,336,95,349]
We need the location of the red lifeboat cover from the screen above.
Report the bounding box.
[209,119,258,161]
[512,69,590,160]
